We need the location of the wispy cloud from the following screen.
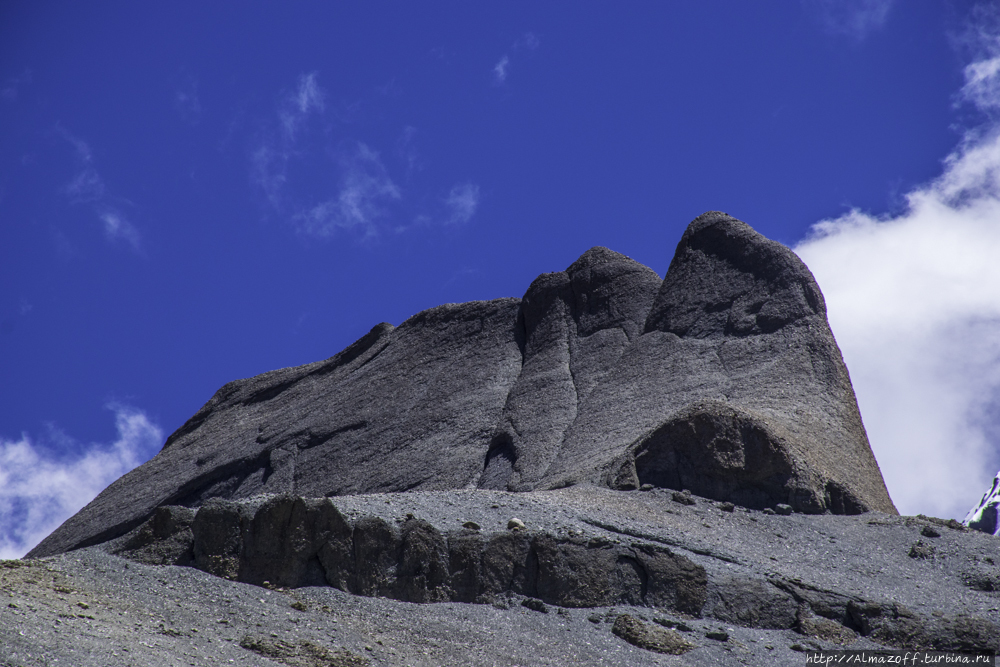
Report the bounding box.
[1,69,31,102]
[396,125,421,176]
[493,56,510,84]
[64,166,105,203]
[444,183,480,225]
[956,8,1000,117]
[804,0,894,41]
[61,132,104,203]
[253,73,481,239]
[99,209,141,251]
[517,33,541,51]
[281,72,325,142]
[251,72,327,212]
[794,30,1000,519]
[0,405,163,559]
[174,78,202,124]
[251,143,287,210]
[58,127,142,252]
[493,32,540,85]
[292,143,401,238]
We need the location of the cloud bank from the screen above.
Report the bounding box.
[0,405,163,559]
[794,38,1000,519]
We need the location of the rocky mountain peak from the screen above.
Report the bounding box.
[645,210,825,338]
[29,212,896,560]
[964,470,1000,536]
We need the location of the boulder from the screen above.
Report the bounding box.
[611,614,696,655]
[29,211,896,559]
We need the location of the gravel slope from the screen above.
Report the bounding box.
[5,486,999,666]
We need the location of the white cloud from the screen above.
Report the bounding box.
[0,405,163,559]
[99,209,141,251]
[493,33,540,85]
[292,142,401,238]
[251,143,287,210]
[174,79,202,124]
[444,183,480,225]
[57,127,142,251]
[253,73,477,239]
[517,32,540,51]
[794,37,1000,519]
[64,166,105,203]
[804,0,894,40]
[493,56,510,84]
[60,131,105,203]
[280,72,325,142]
[2,69,32,102]
[251,73,327,212]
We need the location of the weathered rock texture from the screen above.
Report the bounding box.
[29,212,896,559]
[964,470,1000,536]
[112,495,707,614]
[8,485,1000,665]
[101,486,1000,655]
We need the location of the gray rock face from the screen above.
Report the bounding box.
[29,211,895,559]
[113,494,708,613]
[964,471,1000,536]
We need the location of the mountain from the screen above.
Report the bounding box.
[7,212,997,666]
[964,471,1000,536]
[28,211,895,560]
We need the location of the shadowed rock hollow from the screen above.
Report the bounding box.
[29,211,896,559]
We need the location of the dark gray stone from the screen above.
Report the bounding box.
[704,577,798,629]
[909,540,936,559]
[351,516,401,598]
[191,498,244,580]
[111,505,195,566]
[846,601,1000,652]
[485,247,662,492]
[238,634,369,667]
[395,518,450,603]
[796,605,856,644]
[612,614,696,655]
[521,597,548,613]
[30,212,896,562]
[32,300,523,558]
[546,212,895,515]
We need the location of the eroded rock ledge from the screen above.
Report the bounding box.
[112,495,707,614]
[105,488,1000,654]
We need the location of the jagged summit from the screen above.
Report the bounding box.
[29,212,896,559]
[964,470,1000,536]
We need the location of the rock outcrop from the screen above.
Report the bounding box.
[111,494,708,613]
[964,471,1000,536]
[93,485,999,656]
[29,211,896,559]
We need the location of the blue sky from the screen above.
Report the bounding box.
[3,1,1000,557]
